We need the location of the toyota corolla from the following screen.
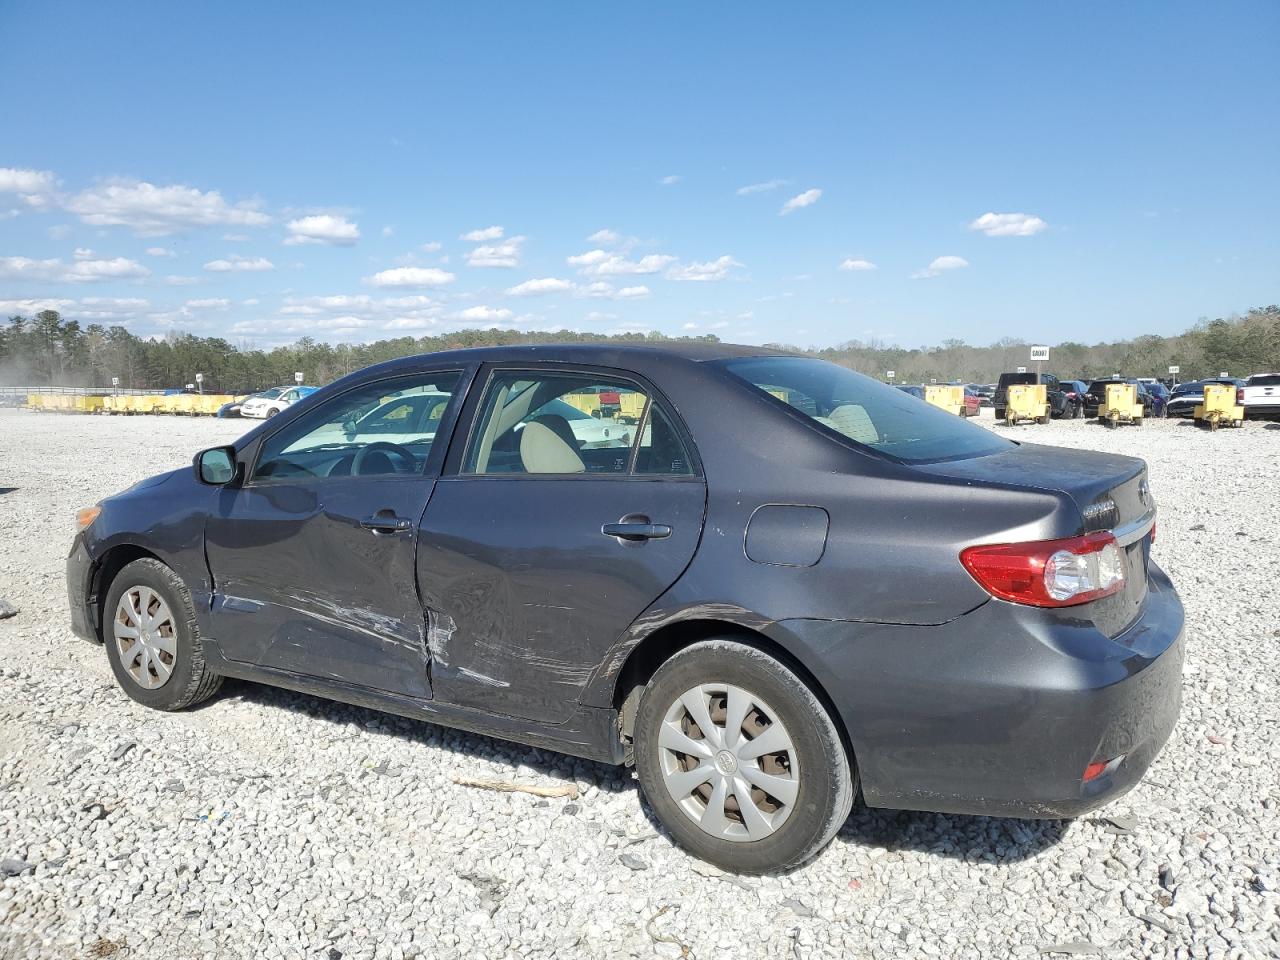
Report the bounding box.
[67,343,1183,873]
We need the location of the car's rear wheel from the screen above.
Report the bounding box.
[103,558,222,711]
[266,407,279,418]
[635,639,855,874]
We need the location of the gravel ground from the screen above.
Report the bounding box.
[0,408,1277,960]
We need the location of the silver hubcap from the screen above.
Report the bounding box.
[112,586,177,689]
[658,683,800,842]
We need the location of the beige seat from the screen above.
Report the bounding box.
[519,415,585,473]
[826,404,879,444]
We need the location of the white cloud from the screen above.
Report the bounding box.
[587,228,621,245]
[185,297,231,309]
[658,175,682,186]
[64,179,271,236]
[73,247,94,260]
[911,255,970,279]
[421,241,442,253]
[576,281,652,300]
[203,255,275,273]
[507,277,573,296]
[466,235,525,268]
[366,266,456,288]
[839,258,877,271]
[969,211,1047,237]
[0,167,57,207]
[223,233,249,242]
[682,321,698,330]
[456,305,513,322]
[461,225,504,242]
[145,246,176,257]
[667,255,743,282]
[0,255,150,283]
[736,179,788,196]
[567,250,675,277]
[284,214,360,246]
[780,188,822,215]
[0,209,19,220]
[164,275,200,285]
[381,226,394,238]
[241,298,259,306]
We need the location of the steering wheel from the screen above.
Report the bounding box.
[351,442,418,476]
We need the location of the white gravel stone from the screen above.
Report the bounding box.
[1,408,1278,958]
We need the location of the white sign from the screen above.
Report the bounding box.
[195,373,203,383]
[930,378,938,384]
[111,377,119,387]
[886,370,895,380]
[294,371,304,384]
[1219,371,1228,378]
[1016,366,1027,374]
[185,383,195,390]
[1030,346,1050,361]
[1168,365,1180,375]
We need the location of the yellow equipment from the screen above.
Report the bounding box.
[924,384,964,416]
[1099,383,1143,428]
[1193,383,1244,430]
[1004,383,1050,426]
[617,392,648,423]
[562,393,601,417]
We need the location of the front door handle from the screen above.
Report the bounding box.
[602,521,672,542]
[360,514,413,535]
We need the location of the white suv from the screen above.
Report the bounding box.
[240,386,314,419]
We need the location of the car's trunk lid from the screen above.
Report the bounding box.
[914,443,1154,638]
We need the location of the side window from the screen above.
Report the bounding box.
[253,372,461,482]
[634,404,694,475]
[463,370,694,477]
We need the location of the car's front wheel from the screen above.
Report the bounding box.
[103,558,223,711]
[635,639,855,874]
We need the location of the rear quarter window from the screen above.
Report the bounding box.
[718,356,1014,464]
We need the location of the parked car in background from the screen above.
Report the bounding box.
[1164,378,1245,418]
[1144,382,1170,417]
[993,372,1071,420]
[962,386,982,417]
[216,393,256,418]
[68,343,1181,873]
[1240,373,1280,418]
[968,384,994,407]
[240,385,319,419]
[1060,380,1089,419]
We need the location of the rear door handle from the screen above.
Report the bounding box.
[602,521,672,541]
[360,514,413,535]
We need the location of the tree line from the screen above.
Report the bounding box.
[1,305,1276,393]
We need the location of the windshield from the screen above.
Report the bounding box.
[719,356,1013,464]
[256,388,284,400]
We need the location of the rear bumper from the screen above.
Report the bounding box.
[67,535,98,643]
[772,561,1184,818]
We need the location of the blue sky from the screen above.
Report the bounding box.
[2,2,1277,349]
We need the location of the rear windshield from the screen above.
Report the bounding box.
[1248,374,1280,386]
[997,373,1038,387]
[718,356,1013,464]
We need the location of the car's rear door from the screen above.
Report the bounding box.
[204,366,471,698]
[418,363,706,723]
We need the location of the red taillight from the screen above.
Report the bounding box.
[1082,761,1109,782]
[1237,388,1245,404]
[960,531,1127,607]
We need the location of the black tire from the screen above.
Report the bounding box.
[634,639,856,874]
[994,408,1005,421]
[266,407,279,418]
[102,558,222,711]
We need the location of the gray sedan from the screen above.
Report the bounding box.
[68,343,1183,873]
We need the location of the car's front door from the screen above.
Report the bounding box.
[204,368,469,698]
[419,365,706,723]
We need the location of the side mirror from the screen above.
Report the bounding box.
[194,446,239,486]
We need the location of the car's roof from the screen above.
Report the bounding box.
[369,341,786,371]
